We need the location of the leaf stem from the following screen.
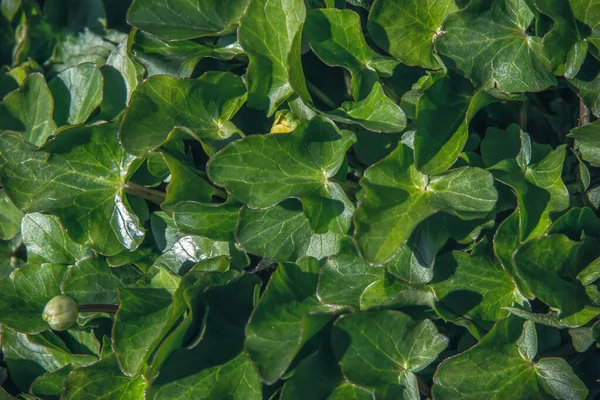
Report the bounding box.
[123,182,166,205]
[519,101,528,130]
[416,375,431,398]
[579,99,590,126]
[306,81,337,109]
[78,304,119,314]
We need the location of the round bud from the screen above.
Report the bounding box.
[42,295,78,331]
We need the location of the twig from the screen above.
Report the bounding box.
[123,182,166,205]
[78,304,119,314]
[579,98,591,127]
[306,81,337,109]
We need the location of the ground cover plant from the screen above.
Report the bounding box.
[1,0,600,398]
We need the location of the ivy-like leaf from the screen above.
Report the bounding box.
[433,317,588,400]
[333,310,448,399]
[367,0,458,69]
[0,190,23,240]
[208,117,356,234]
[239,0,306,116]
[0,123,145,255]
[304,8,398,99]
[48,63,103,126]
[354,143,498,265]
[569,119,600,166]
[245,257,333,383]
[435,0,556,92]
[481,124,569,241]
[119,71,247,156]
[0,73,56,147]
[127,0,249,41]
[236,200,342,262]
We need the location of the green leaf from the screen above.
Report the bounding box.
[0,73,56,147]
[130,31,243,78]
[245,257,333,383]
[239,0,306,116]
[326,82,406,133]
[127,0,249,41]
[21,213,94,265]
[304,8,398,99]
[119,71,247,156]
[0,263,67,333]
[367,0,458,69]
[569,0,600,53]
[1,327,97,392]
[48,63,103,126]
[569,57,600,117]
[280,346,374,400]
[481,124,569,241]
[513,234,591,318]
[0,190,23,240]
[433,317,588,400]
[435,0,556,92]
[160,151,221,213]
[62,257,141,305]
[173,199,241,241]
[99,38,142,120]
[146,274,262,400]
[414,76,502,174]
[208,117,356,234]
[30,365,74,400]
[62,354,146,399]
[333,310,448,399]
[236,200,342,262]
[113,268,181,376]
[569,119,600,166]
[317,237,385,309]
[0,123,145,255]
[354,143,498,265]
[431,252,518,329]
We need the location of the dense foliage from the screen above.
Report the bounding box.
[1,0,600,398]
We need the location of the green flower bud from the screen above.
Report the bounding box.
[42,295,78,331]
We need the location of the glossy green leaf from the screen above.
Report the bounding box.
[146,274,262,400]
[305,8,398,99]
[245,257,333,383]
[414,76,501,174]
[61,257,141,305]
[30,365,74,399]
[239,0,305,116]
[333,310,448,399]
[317,237,385,309]
[113,268,181,376]
[0,123,145,255]
[131,31,243,78]
[0,263,66,333]
[208,117,356,234]
[173,199,241,241]
[433,317,588,400]
[1,327,97,392]
[21,213,93,265]
[435,0,556,92]
[62,354,146,399]
[367,0,457,69]
[513,235,591,318]
[119,71,247,156]
[0,190,23,240]
[0,73,56,147]
[236,200,342,262]
[354,143,498,265]
[127,0,249,41]
[481,124,569,241]
[326,82,406,133]
[569,119,600,166]
[431,252,518,329]
[48,63,103,126]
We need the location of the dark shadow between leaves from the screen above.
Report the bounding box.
[439,290,483,316]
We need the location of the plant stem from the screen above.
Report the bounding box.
[416,375,431,398]
[519,101,528,130]
[78,304,119,314]
[306,81,337,109]
[579,99,591,126]
[123,182,166,205]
